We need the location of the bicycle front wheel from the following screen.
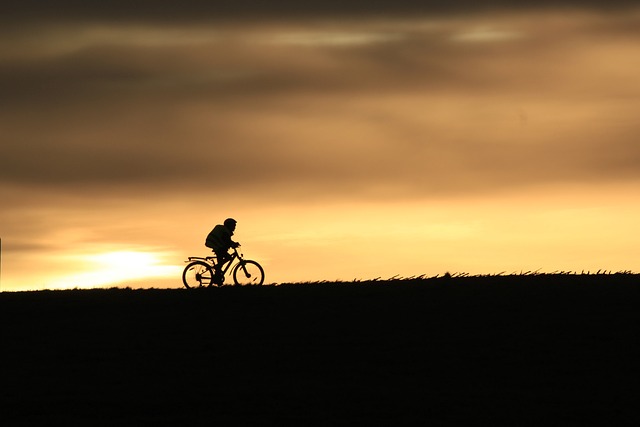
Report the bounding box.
[232,260,265,286]
[182,261,215,289]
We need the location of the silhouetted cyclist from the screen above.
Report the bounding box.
[205,218,240,283]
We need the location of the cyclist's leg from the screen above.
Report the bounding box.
[213,250,230,283]
[213,250,226,271]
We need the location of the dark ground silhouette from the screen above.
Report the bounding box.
[2,274,639,426]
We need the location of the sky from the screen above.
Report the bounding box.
[1,1,639,291]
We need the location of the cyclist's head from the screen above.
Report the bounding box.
[224,218,237,230]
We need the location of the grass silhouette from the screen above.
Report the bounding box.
[2,273,639,426]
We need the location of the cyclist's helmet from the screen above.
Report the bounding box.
[224,218,237,228]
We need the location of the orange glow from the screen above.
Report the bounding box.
[240,184,640,282]
[2,183,639,291]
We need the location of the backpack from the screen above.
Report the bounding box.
[205,229,216,249]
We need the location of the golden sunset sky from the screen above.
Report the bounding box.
[1,1,639,291]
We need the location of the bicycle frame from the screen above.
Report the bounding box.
[186,247,241,277]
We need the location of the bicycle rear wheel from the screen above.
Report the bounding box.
[182,261,215,288]
[232,260,265,286]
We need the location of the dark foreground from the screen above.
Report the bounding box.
[2,274,640,426]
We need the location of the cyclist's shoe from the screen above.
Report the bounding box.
[213,270,224,286]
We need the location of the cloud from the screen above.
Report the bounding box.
[1,9,639,205]
[258,31,405,47]
[450,27,525,42]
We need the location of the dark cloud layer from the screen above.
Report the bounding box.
[3,1,639,26]
[1,7,639,203]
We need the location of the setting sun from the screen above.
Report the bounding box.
[43,250,181,290]
[90,251,158,271]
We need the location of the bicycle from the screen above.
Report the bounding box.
[182,246,265,288]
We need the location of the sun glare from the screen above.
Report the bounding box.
[45,250,181,290]
[90,251,157,270]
